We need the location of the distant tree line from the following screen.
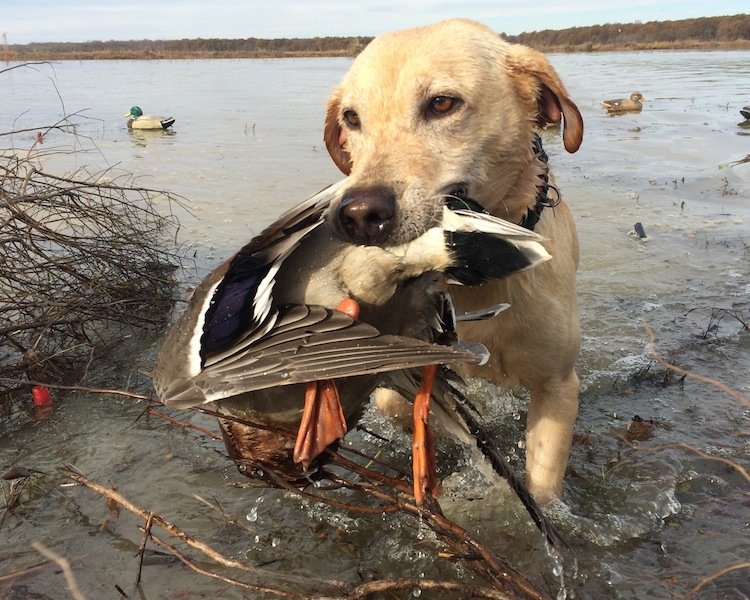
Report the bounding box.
[502,13,750,51]
[3,13,748,60]
[3,36,372,60]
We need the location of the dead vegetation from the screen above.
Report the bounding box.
[58,426,554,600]
[0,385,562,600]
[0,65,188,391]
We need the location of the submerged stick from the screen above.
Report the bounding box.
[683,561,750,599]
[645,325,749,409]
[31,542,85,600]
[58,466,355,596]
[60,464,527,599]
[136,512,155,585]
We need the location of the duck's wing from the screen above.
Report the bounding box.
[156,180,344,405]
[162,303,486,409]
[199,179,347,361]
[440,204,551,285]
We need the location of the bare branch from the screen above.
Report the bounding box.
[644,325,750,409]
[683,562,750,599]
[31,542,86,600]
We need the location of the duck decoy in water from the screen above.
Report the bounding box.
[153,179,550,503]
[601,92,644,114]
[740,106,750,120]
[124,106,175,130]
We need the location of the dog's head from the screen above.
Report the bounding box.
[324,18,583,246]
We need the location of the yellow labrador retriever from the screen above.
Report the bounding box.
[323,18,583,502]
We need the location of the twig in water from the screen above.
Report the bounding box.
[58,466,351,597]
[682,561,750,599]
[644,325,750,410]
[31,542,86,600]
[136,512,155,585]
[0,559,50,584]
[615,434,750,485]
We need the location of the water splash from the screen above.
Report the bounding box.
[546,543,568,600]
[546,480,682,547]
[245,494,265,523]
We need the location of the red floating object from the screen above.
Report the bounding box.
[32,385,52,406]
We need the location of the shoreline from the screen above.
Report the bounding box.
[4,40,750,62]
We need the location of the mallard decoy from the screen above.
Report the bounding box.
[153,180,550,503]
[124,106,175,130]
[740,106,750,120]
[601,92,644,114]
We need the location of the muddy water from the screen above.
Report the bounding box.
[1,52,749,599]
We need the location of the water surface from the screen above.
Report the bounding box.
[1,52,749,599]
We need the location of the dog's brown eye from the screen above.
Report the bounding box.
[342,110,360,129]
[428,95,459,116]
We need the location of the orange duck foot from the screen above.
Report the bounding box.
[292,297,360,468]
[293,379,347,467]
[412,363,439,504]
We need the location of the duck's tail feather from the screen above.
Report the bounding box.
[455,302,511,322]
[447,382,567,550]
[383,364,566,549]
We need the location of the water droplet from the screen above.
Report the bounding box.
[280,371,289,379]
[271,537,280,548]
[411,587,422,597]
[254,535,260,543]
[245,507,258,522]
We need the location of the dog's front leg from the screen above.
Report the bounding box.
[525,370,580,503]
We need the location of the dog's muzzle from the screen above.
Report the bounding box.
[337,185,396,245]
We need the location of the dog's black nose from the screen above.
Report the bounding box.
[337,186,396,245]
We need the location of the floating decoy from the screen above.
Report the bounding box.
[124,106,175,130]
[153,180,550,503]
[601,92,644,114]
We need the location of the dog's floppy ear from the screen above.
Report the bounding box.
[324,90,353,175]
[506,45,583,154]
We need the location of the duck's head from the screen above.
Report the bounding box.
[125,106,143,118]
[630,92,644,102]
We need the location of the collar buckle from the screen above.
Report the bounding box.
[520,134,560,231]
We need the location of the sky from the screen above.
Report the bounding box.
[2,0,747,45]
